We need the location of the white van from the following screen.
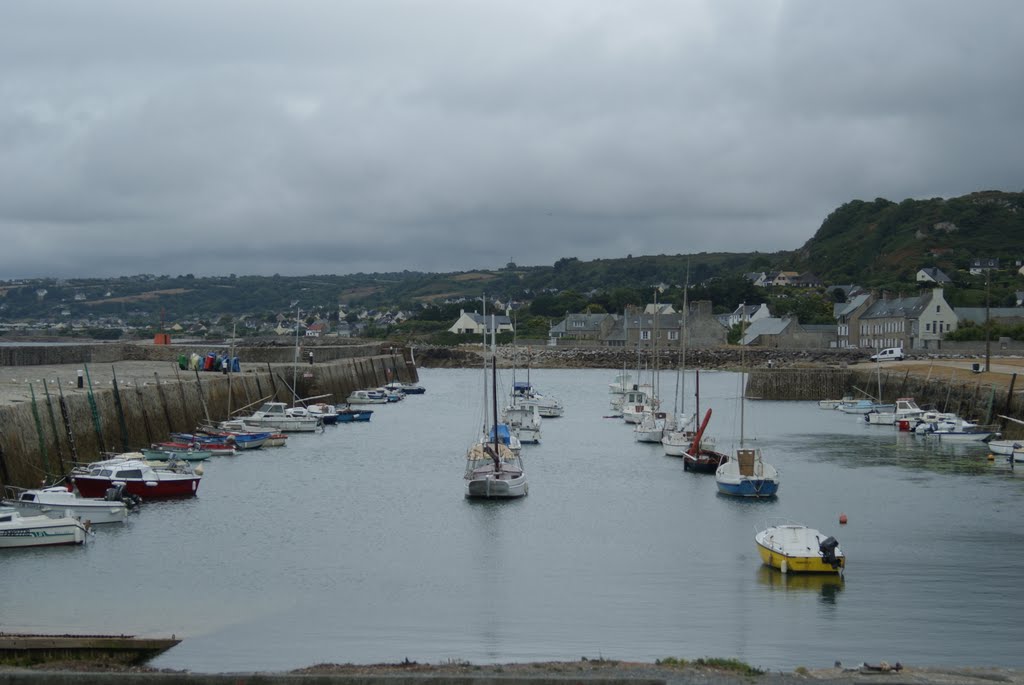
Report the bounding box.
[870,347,904,362]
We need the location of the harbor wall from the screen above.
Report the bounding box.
[0,348,417,490]
[746,367,1023,437]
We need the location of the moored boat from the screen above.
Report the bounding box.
[2,485,134,525]
[346,389,389,405]
[0,507,89,548]
[681,409,728,473]
[238,402,321,432]
[140,447,213,462]
[70,456,202,499]
[755,522,845,575]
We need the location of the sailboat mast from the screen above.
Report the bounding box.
[740,304,747,447]
[491,314,499,469]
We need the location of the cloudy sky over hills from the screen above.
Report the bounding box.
[2,1,1022,279]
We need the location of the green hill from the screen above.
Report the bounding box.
[793,190,1024,284]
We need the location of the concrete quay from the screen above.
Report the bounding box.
[0,342,415,488]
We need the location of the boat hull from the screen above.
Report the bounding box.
[72,475,200,499]
[3,492,128,525]
[465,475,528,499]
[755,525,845,574]
[756,542,844,574]
[683,448,727,473]
[0,513,88,548]
[717,479,779,497]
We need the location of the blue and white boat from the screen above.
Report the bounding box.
[715,328,779,498]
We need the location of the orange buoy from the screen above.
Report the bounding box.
[839,513,848,525]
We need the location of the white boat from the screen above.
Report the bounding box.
[304,403,339,425]
[608,371,633,396]
[916,413,994,442]
[2,485,134,525]
[818,396,853,410]
[987,439,1024,456]
[501,403,542,444]
[346,389,389,405]
[662,413,716,457]
[239,402,321,432]
[465,311,528,499]
[634,410,671,443]
[837,398,894,414]
[755,522,845,575]
[0,507,89,548]
[384,381,425,395]
[511,381,563,418]
[865,397,926,425]
[620,386,657,423]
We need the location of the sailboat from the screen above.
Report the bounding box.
[714,310,780,497]
[464,312,528,499]
[501,315,543,444]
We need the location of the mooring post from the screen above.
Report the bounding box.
[42,381,66,475]
[57,382,79,463]
[134,379,154,446]
[29,383,51,478]
[110,367,130,452]
[83,364,106,453]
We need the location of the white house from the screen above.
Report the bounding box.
[721,303,771,329]
[448,310,514,335]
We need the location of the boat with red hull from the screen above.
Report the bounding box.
[70,456,201,499]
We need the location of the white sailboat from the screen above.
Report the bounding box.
[464,310,528,499]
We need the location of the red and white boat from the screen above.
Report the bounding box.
[70,456,202,499]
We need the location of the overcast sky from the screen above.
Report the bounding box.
[2,1,1022,279]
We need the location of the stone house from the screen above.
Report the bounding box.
[858,288,957,351]
[548,313,619,343]
[833,292,874,349]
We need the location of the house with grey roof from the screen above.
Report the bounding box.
[916,267,952,284]
[858,288,957,351]
[833,292,874,348]
[548,312,619,343]
[720,303,771,329]
[448,310,514,335]
[739,317,833,348]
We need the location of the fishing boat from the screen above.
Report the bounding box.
[511,381,563,418]
[0,507,89,548]
[818,396,854,410]
[682,408,729,473]
[755,522,845,575]
[464,310,528,499]
[715,312,780,498]
[2,485,134,525]
[501,403,542,444]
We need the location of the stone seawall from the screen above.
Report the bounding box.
[0,347,417,489]
[746,367,1024,438]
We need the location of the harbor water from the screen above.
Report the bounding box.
[2,367,1022,672]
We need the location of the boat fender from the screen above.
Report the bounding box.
[780,559,788,574]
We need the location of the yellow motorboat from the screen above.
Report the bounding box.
[755,523,845,574]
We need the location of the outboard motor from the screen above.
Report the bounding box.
[104,483,142,509]
[104,483,127,502]
[819,536,841,569]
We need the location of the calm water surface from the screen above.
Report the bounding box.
[3,368,1022,672]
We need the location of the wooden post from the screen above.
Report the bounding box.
[110,367,130,452]
[134,379,154,447]
[57,382,78,463]
[42,381,65,474]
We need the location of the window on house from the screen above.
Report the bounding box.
[936,305,940,313]
[925,323,931,332]
[641,330,651,341]
[668,331,679,341]
[572,320,585,328]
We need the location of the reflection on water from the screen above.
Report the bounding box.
[755,566,844,605]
